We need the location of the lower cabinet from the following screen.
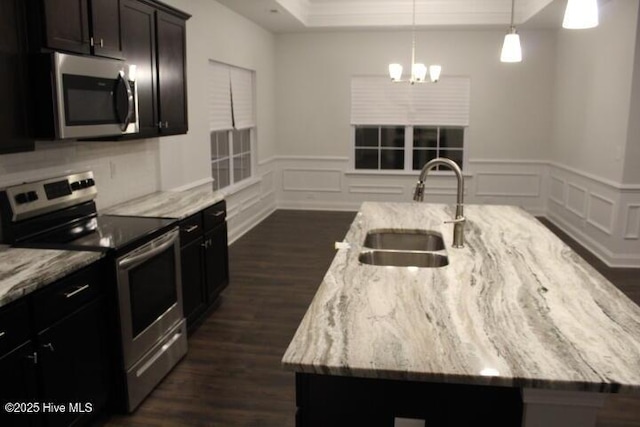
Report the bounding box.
[179,200,229,332]
[0,259,111,427]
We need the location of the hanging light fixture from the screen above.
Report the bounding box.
[388,0,441,84]
[562,0,599,29]
[501,0,522,63]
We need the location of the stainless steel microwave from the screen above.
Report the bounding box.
[44,52,139,139]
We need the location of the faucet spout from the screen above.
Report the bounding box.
[413,158,465,248]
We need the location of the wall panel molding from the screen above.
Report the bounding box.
[623,204,640,240]
[549,175,565,206]
[565,183,588,219]
[475,172,541,197]
[586,193,615,235]
[348,184,404,195]
[282,168,342,192]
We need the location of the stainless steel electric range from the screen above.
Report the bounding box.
[0,171,187,412]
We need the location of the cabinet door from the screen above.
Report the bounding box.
[181,236,206,331]
[120,0,158,137]
[38,298,110,427]
[0,342,39,427]
[0,0,33,154]
[42,0,91,55]
[156,11,188,135]
[205,222,229,303]
[90,0,122,58]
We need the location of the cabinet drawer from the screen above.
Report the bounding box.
[203,201,226,231]
[33,261,105,331]
[0,300,30,358]
[180,213,204,246]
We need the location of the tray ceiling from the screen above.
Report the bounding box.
[215,0,567,33]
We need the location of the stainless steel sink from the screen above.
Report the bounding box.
[363,229,445,251]
[358,250,449,268]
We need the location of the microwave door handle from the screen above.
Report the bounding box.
[115,72,134,131]
[118,230,179,270]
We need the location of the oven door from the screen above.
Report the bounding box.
[116,228,183,368]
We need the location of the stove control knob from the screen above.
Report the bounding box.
[79,180,89,189]
[26,191,38,202]
[14,193,28,204]
[87,178,95,187]
[71,181,81,191]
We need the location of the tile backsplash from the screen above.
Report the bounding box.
[0,139,160,210]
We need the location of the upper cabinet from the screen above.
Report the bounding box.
[0,0,34,154]
[38,0,122,58]
[120,0,189,138]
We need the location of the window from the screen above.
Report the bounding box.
[208,61,255,190]
[351,76,470,172]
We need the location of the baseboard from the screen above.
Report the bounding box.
[277,199,361,212]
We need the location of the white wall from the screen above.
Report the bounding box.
[273,29,555,214]
[550,0,638,184]
[546,0,640,267]
[275,30,556,161]
[155,0,278,190]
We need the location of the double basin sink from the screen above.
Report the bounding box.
[358,229,449,268]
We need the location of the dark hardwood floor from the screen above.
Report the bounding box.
[103,210,640,427]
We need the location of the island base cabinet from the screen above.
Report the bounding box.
[295,373,523,427]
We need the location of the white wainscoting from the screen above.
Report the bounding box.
[222,157,277,244]
[546,163,640,268]
[214,155,640,268]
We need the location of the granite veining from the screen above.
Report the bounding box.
[103,183,224,220]
[0,247,103,308]
[282,202,640,393]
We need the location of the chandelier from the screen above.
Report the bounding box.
[388,0,441,84]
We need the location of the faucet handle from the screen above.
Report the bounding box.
[444,216,466,224]
[413,182,425,202]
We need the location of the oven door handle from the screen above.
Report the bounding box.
[118,229,179,270]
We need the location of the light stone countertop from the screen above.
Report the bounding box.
[103,183,224,219]
[0,247,103,308]
[282,202,640,393]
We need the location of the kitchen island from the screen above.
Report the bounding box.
[282,202,640,426]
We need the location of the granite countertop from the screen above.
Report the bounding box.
[0,247,103,308]
[282,202,640,393]
[103,183,224,219]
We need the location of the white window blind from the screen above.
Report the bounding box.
[230,67,255,129]
[208,61,232,131]
[351,76,471,126]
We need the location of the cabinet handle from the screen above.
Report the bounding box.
[209,211,225,218]
[164,121,169,128]
[99,38,104,48]
[0,331,5,339]
[90,36,94,47]
[63,284,90,299]
[184,225,199,233]
[201,240,209,249]
[42,343,55,352]
[26,352,38,365]
[158,121,164,129]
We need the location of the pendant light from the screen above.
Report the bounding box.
[501,0,522,63]
[563,0,599,29]
[388,0,441,83]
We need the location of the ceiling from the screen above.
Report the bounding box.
[215,0,571,33]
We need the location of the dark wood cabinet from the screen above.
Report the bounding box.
[39,0,121,58]
[0,260,111,427]
[179,201,229,333]
[120,0,157,137]
[156,11,187,135]
[119,0,189,139]
[37,298,109,427]
[0,0,34,154]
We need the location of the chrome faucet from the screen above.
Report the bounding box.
[413,157,466,248]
